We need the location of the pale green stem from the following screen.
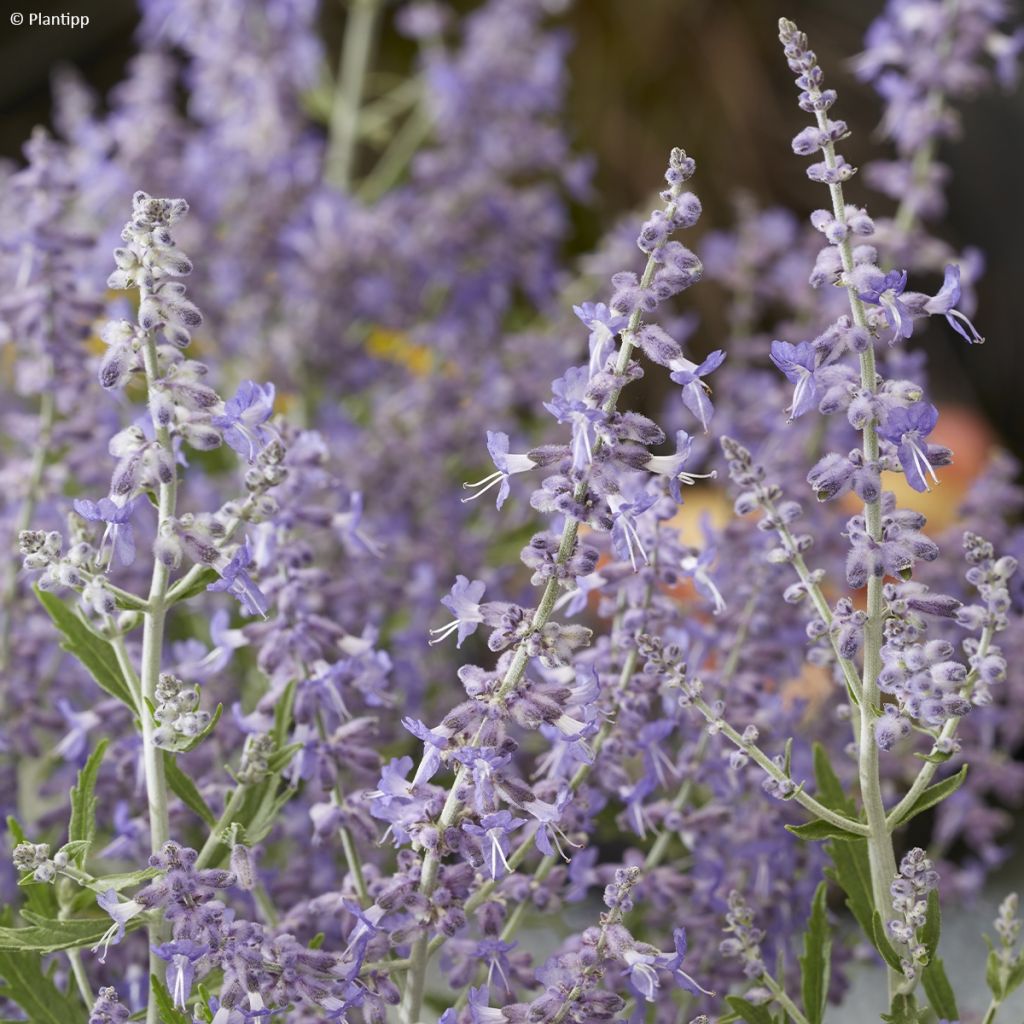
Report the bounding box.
[325,0,383,189]
[690,696,869,836]
[356,103,433,203]
[763,972,812,1024]
[981,995,1002,1024]
[399,184,690,1024]
[808,84,902,995]
[760,492,862,702]
[195,784,248,870]
[66,948,94,1007]
[139,331,177,1024]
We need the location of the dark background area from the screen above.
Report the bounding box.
[0,0,1020,457]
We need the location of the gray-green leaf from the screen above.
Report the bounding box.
[890,766,968,828]
[35,589,136,710]
[68,738,109,863]
[799,881,831,1024]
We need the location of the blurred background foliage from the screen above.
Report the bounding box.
[1,0,1021,465]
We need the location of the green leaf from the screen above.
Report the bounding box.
[799,882,831,1024]
[179,703,222,752]
[273,680,296,748]
[724,996,775,1024]
[164,752,216,826]
[871,912,904,971]
[35,589,136,710]
[913,749,954,765]
[812,743,876,938]
[921,958,959,1021]
[786,818,864,842]
[986,947,1003,999]
[168,566,220,604]
[0,914,111,953]
[881,993,920,1024]
[890,766,968,828]
[0,949,87,1023]
[920,890,941,960]
[1004,956,1024,999]
[265,741,302,775]
[87,867,160,893]
[150,974,191,1024]
[308,932,325,949]
[812,743,850,809]
[68,738,109,863]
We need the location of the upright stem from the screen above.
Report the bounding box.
[813,106,901,996]
[139,331,176,1024]
[325,0,383,189]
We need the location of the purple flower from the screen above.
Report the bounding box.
[429,575,487,648]
[669,349,725,432]
[924,264,985,344]
[93,890,145,962]
[644,430,715,502]
[153,940,208,1009]
[72,496,139,567]
[858,268,914,342]
[212,381,277,462]
[769,340,818,420]
[573,301,627,376]
[461,432,536,510]
[207,540,269,618]
[879,402,942,492]
[608,491,658,571]
[624,928,712,1002]
[543,366,605,472]
[462,811,526,880]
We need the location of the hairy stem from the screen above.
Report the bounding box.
[139,331,176,1024]
[811,97,901,995]
[690,696,869,836]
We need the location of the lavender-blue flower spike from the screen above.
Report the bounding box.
[779,15,903,995]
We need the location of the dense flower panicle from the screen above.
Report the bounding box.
[1,4,1023,1023]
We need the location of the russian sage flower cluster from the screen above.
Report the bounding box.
[1,3,1023,1024]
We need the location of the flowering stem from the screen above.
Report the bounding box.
[689,696,869,836]
[885,621,996,829]
[810,97,902,996]
[326,0,383,189]
[138,330,177,1024]
[760,491,862,702]
[644,592,759,870]
[400,189,688,1024]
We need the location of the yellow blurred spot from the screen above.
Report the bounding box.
[365,327,435,376]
